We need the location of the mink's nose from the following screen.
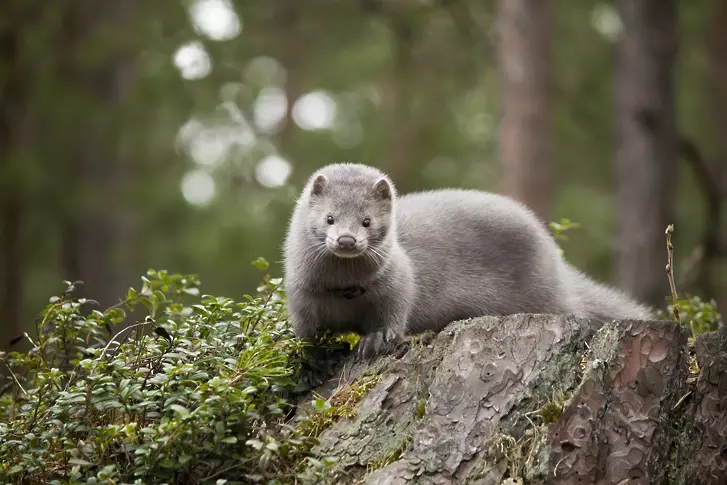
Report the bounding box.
[337,235,356,251]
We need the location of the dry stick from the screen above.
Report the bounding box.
[665,225,680,322]
[0,357,27,397]
[98,321,153,360]
[665,224,696,339]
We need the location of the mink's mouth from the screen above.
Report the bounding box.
[325,237,365,258]
[332,249,363,259]
[329,246,365,259]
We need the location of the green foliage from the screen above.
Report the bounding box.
[334,333,361,351]
[0,264,342,485]
[548,218,581,258]
[548,218,581,243]
[657,295,723,336]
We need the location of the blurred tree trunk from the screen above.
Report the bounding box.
[0,16,26,353]
[60,1,139,310]
[0,200,21,353]
[705,0,727,312]
[272,0,301,163]
[613,0,677,308]
[496,0,554,222]
[383,15,417,192]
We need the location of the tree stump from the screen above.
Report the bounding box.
[298,314,727,485]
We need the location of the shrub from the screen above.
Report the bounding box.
[658,295,723,337]
[0,260,342,485]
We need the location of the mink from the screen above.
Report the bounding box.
[282,163,654,359]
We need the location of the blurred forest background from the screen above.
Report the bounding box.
[1,0,726,350]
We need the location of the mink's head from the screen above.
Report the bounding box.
[302,163,396,260]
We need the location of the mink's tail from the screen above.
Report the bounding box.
[564,264,656,323]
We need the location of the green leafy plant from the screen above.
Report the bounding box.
[657,295,723,337]
[548,218,581,243]
[0,261,343,485]
[661,224,722,338]
[548,218,581,257]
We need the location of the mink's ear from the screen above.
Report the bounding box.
[310,174,328,197]
[372,178,393,201]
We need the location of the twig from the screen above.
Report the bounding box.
[665,224,681,324]
[98,321,153,360]
[202,463,244,482]
[523,414,540,470]
[672,390,692,411]
[103,297,131,313]
[0,380,12,396]
[665,225,697,339]
[0,357,27,396]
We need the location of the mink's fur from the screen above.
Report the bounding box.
[282,163,654,358]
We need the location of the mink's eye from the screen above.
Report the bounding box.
[326,215,335,225]
[362,218,371,228]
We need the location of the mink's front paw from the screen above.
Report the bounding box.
[355,327,402,361]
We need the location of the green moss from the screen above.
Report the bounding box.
[408,330,437,352]
[539,389,572,425]
[416,398,427,419]
[539,402,562,425]
[368,436,413,470]
[298,374,383,438]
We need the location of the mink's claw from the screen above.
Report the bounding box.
[355,328,402,361]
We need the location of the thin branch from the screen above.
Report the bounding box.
[0,357,27,396]
[672,390,693,411]
[98,321,153,360]
[665,224,680,324]
[665,225,700,341]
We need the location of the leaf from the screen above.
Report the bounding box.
[246,439,264,450]
[68,458,94,466]
[251,257,269,271]
[59,394,87,404]
[169,404,190,417]
[312,398,331,412]
[96,400,124,411]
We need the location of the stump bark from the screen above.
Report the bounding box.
[298,314,727,485]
